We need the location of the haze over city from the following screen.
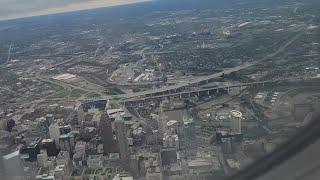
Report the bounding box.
[0,0,151,21]
[0,0,319,179]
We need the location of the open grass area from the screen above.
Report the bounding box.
[46,89,68,100]
[83,76,103,86]
[85,92,101,98]
[262,83,290,92]
[45,87,96,100]
[70,89,87,98]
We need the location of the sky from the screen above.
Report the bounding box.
[0,0,151,21]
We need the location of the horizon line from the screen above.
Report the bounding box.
[0,0,151,22]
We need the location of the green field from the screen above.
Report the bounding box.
[85,92,101,98]
[70,89,87,98]
[46,88,89,100]
[46,89,68,100]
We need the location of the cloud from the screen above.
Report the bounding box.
[0,0,151,21]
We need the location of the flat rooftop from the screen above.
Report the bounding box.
[3,150,20,160]
[52,73,76,80]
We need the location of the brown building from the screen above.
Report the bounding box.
[99,113,117,154]
[114,117,129,161]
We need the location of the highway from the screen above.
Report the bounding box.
[33,53,108,100]
[122,80,273,103]
[117,63,255,100]
[36,76,105,96]
[39,27,305,103]
[110,29,305,101]
[48,53,87,69]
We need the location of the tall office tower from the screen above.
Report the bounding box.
[183,116,195,140]
[2,151,24,179]
[99,112,115,154]
[114,117,129,161]
[77,105,85,126]
[37,150,48,167]
[158,101,168,135]
[20,138,41,162]
[41,139,59,157]
[46,114,54,125]
[230,110,242,134]
[49,122,60,144]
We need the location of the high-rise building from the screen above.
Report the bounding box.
[158,102,168,135]
[46,114,54,125]
[54,164,67,180]
[72,141,86,167]
[56,151,69,167]
[99,112,116,154]
[37,150,48,167]
[2,150,24,179]
[87,155,104,169]
[49,122,60,144]
[59,133,75,156]
[230,110,242,134]
[20,137,41,162]
[183,114,195,140]
[77,104,85,126]
[114,116,129,161]
[146,167,163,180]
[41,139,59,157]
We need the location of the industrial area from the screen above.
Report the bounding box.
[0,0,320,179]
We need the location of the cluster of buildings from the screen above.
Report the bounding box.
[128,68,164,84]
[0,86,263,180]
[255,92,280,106]
[0,99,135,179]
[1,97,221,179]
[1,73,268,180]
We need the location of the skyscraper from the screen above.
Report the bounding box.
[49,122,60,144]
[2,150,24,179]
[77,105,85,126]
[114,115,129,161]
[158,101,168,135]
[99,112,116,154]
[230,110,242,134]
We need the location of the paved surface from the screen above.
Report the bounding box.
[106,30,304,101]
[122,80,274,102]
[36,28,304,103]
[120,63,255,99]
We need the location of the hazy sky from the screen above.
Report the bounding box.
[0,0,151,21]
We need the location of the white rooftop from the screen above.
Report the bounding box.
[3,150,20,160]
[188,159,212,167]
[230,110,242,118]
[52,73,76,80]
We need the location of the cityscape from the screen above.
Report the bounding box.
[0,0,319,180]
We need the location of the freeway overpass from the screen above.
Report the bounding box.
[112,63,255,100]
[122,80,275,104]
[83,29,305,103]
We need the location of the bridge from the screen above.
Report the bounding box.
[112,30,305,102]
[84,77,312,106]
[121,80,276,105]
[106,63,255,100]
